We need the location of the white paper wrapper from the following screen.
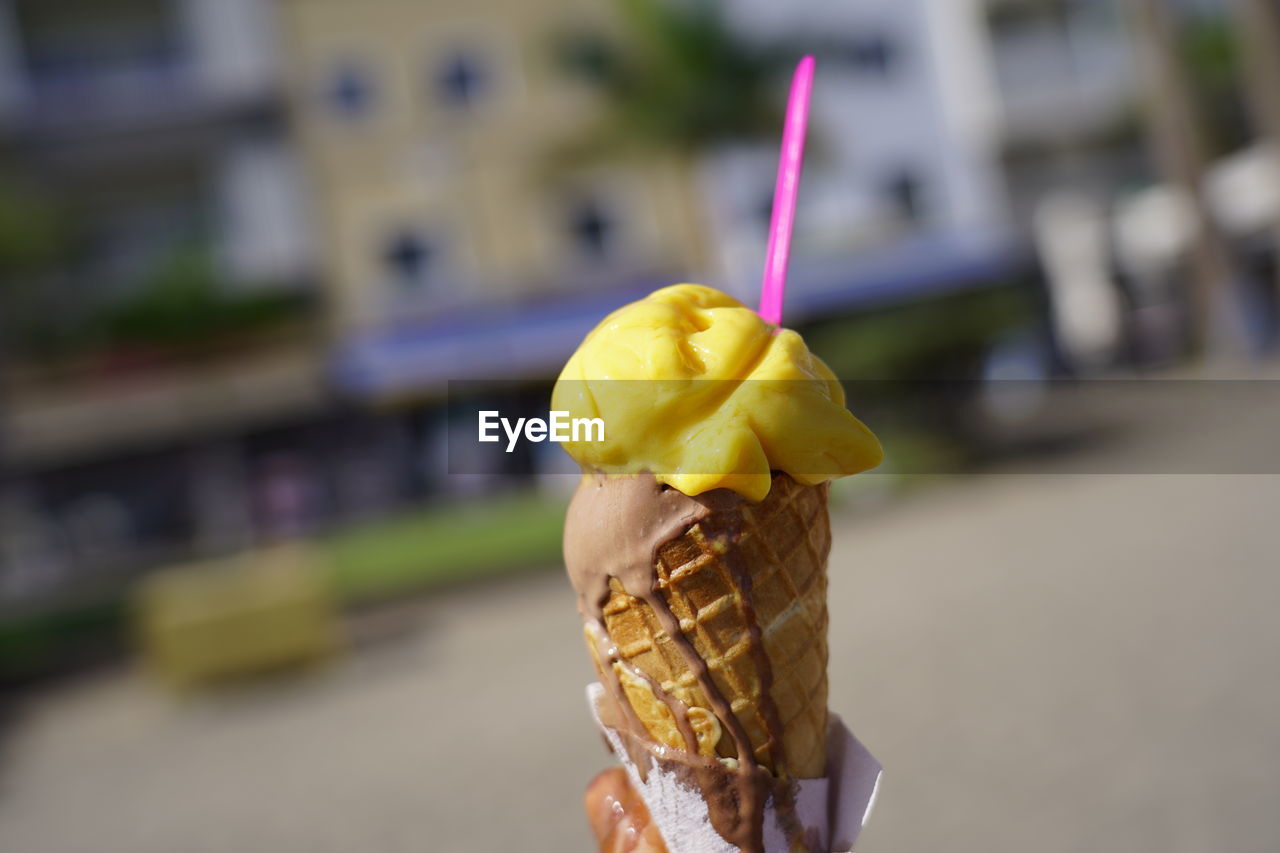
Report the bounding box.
[587,683,882,853]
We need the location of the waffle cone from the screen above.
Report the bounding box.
[588,473,830,779]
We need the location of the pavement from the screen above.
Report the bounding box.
[2,392,1279,852]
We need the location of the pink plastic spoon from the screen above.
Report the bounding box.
[759,55,815,327]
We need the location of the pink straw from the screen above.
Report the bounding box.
[759,55,815,327]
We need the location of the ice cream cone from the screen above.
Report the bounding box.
[557,285,882,851]
[582,472,830,780]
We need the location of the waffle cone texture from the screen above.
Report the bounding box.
[589,474,831,779]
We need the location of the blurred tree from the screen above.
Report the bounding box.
[3,227,307,364]
[104,245,305,352]
[802,286,1034,383]
[551,0,789,273]
[0,181,66,275]
[1129,0,1243,359]
[1230,0,1280,147]
[0,175,81,359]
[1230,0,1280,302]
[1179,12,1247,155]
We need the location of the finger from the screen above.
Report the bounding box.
[585,768,631,844]
[631,814,668,853]
[584,768,669,853]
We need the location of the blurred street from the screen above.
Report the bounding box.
[2,424,1277,853]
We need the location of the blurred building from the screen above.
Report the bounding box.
[709,0,1018,315]
[277,0,702,340]
[0,0,329,609]
[0,0,314,310]
[980,0,1155,237]
[303,0,1049,399]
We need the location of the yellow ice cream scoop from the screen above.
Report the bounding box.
[552,283,881,500]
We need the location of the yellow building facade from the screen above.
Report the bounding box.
[278,0,706,335]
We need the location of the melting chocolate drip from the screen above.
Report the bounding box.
[564,472,805,852]
[585,621,700,757]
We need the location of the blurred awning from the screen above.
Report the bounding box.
[331,284,662,401]
[784,231,1030,317]
[332,232,1029,400]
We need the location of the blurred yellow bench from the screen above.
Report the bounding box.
[135,544,342,689]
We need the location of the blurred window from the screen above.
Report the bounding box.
[827,33,899,78]
[986,0,1129,115]
[382,230,437,291]
[78,170,209,296]
[567,199,615,260]
[325,62,375,118]
[755,188,776,234]
[884,168,925,224]
[15,0,181,95]
[434,49,489,110]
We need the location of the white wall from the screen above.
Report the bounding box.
[918,0,1008,241]
[179,0,279,101]
[216,140,316,287]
